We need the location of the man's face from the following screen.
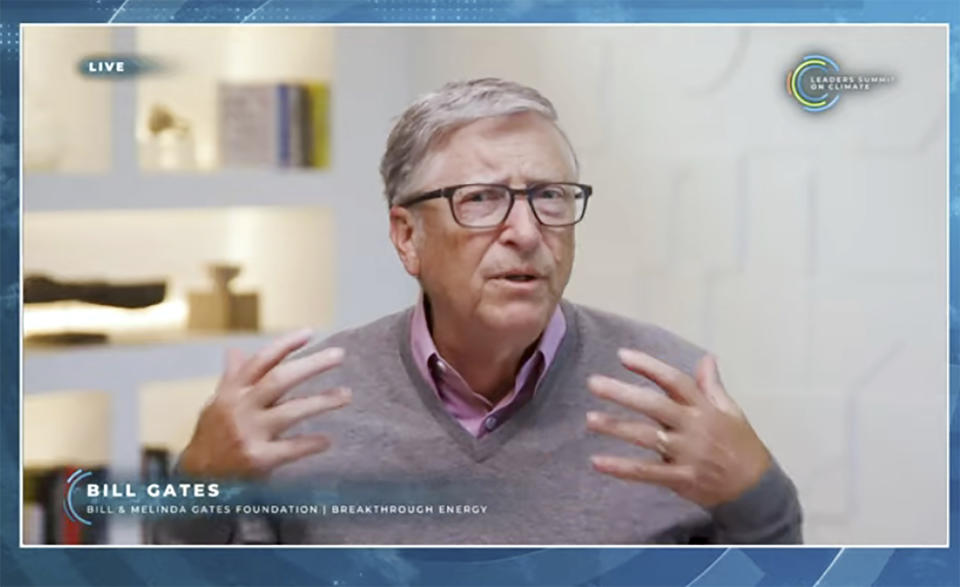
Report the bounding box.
[396,111,577,338]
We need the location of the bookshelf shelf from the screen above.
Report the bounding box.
[24,330,286,393]
[24,169,352,211]
[22,26,419,543]
[23,330,284,545]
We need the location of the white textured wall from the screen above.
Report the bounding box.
[403,26,949,545]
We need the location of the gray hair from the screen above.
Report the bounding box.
[379,77,578,206]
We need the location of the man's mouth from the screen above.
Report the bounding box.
[495,271,543,283]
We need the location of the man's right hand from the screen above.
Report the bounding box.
[179,329,350,479]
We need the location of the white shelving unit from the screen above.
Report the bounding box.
[23,26,421,544]
[24,170,350,211]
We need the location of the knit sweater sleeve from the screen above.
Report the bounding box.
[704,459,804,544]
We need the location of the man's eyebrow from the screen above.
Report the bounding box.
[523,177,568,185]
[466,177,572,186]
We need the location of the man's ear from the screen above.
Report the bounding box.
[389,206,421,277]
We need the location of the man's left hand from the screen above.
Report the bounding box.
[586,349,771,508]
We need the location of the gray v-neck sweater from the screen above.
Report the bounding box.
[155,301,802,545]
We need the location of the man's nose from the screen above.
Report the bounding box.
[500,196,542,249]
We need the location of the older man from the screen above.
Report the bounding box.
[159,78,801,544]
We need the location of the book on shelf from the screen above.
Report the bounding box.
[23,449,173,545]
[219,81,331,170]
[23,466,108,545]
[306,81,331,169]
[218,83,278,168]
[140,446,171,545]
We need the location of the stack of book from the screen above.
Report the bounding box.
[219,81,331,169]
[22,448,172,545]
[23,466,108,545]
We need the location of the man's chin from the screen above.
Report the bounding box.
[479,299,553,336]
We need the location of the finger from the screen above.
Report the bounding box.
[221,348,250,386]
[216,348,253,400]
[260,434,333,471]
[586,411,660,449]
[617,348,703,406]
[696,354,737,413]
[590,455,693,488]
[695,354,720,389]
[236,328,315,387]
[252,346,345,406]
[263,387,352,435]
[587,375,685,428]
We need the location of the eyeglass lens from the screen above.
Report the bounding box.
[451,184,586,227]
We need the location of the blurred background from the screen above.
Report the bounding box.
[21,25,947,545]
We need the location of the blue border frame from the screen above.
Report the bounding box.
[1,1,957,585]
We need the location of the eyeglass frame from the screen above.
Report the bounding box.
[396,182,594,228]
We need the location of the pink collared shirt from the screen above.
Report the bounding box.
[410,297,567,438]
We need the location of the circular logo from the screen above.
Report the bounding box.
[787,54,841,112]
[63,468,93,526]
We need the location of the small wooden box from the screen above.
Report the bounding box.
[187,291,259,331]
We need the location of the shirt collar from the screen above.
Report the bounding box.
[409,294,566,393]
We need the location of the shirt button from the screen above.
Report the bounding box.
[484,416,498,431]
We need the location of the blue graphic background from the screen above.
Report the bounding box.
[1,1,957,585]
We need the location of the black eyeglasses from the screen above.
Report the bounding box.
[398,183,593,228]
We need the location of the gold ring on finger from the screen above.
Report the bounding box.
[655,429,672,461]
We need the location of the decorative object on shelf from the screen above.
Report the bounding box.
[24,274,168,308]
[23,274,177,346]
[187,263,259,331]
[25,332,109,346]
[140,103,197,171]
[218,81,330,169]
